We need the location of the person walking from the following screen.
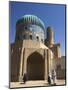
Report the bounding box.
[23,73,28,84]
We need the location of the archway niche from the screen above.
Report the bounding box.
[27,51,44,80]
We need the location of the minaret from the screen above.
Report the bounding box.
[47,26,54,47]
[46,26,61,58]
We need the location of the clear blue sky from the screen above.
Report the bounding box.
[9,1,66,56]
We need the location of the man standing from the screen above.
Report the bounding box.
[52,70,56,85]
[48,72,52,85]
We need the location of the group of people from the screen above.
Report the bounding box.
[22,70,57,85]
[48,70,57,85]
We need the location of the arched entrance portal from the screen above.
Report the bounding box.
[27,52,44,80]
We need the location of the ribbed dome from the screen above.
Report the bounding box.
[16,15,45,29]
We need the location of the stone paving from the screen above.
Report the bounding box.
[10,80,65,88]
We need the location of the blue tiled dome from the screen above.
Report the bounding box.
[16,15,45,30]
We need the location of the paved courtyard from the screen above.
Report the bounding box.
[10,80,65,88]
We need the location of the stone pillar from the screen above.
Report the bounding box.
[47,49,50,73]
[19,47,24,82]
[44,49,48,80]
[23,48,27,74]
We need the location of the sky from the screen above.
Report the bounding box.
[9,1,66,56]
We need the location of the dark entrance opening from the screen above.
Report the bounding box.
[27,52,44,80]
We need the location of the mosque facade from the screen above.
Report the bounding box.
[10,15,65,82]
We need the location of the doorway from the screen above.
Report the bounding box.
[27,52,44,80]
